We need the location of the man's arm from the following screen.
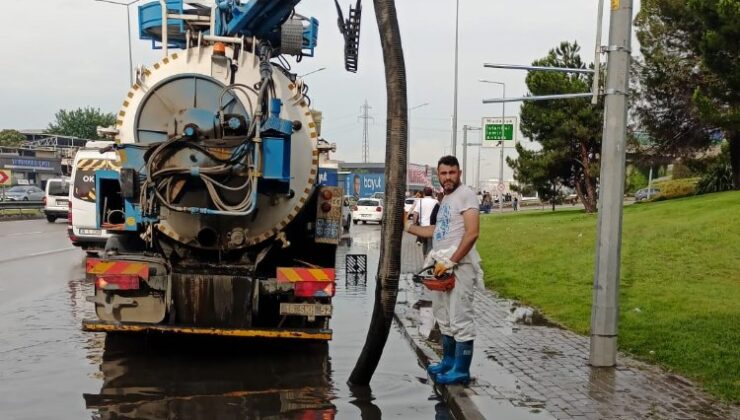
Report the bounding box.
[406,224,435,238]
[450,208,479,264]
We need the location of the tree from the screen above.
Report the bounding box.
[635,0,740,188]
[508,143,568,211]
[0,129,26,147]
[512,41,603,213]
[633,1,715,158]
[46,107,115,140]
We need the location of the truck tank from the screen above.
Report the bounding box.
[82,0,345,340]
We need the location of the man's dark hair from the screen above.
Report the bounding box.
[423,186,433,196]
[437,155,460,169]
[354,174,360,181]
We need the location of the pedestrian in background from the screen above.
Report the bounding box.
[411,186,439,256]
[405,155,482,386]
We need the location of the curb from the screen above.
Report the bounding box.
[394,298,487,420]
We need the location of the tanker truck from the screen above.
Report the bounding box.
[82,0,351,340]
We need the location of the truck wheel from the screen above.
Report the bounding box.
[46,215,56,223]
[353,220,358,225]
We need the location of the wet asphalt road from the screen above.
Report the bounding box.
[0,219,449,419]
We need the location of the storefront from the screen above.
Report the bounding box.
[0,155,63,187]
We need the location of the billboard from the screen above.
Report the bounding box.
[344,173,385,198]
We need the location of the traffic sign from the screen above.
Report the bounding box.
[481,117,517,147]
[0,169,11,186]
[497,183,505,192]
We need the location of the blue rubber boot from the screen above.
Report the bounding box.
[427,335,456,378]
[435,340,473,385]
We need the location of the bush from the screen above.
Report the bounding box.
[672,163,697,179]
[697,162,733,194]
[652,178,700,200]
[626,168,648,193]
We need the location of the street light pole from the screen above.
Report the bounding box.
[94,0,140,86]
[479,80,506,212]
[451,0,460,157]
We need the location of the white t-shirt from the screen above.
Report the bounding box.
[433,185,479,251]
[412,196,439,226]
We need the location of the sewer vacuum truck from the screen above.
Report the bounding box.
[83,0,358,340]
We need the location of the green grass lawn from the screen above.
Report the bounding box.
[477,191,740,402]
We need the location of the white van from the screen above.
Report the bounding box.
[68,141,119,252]
[43,178,70,223]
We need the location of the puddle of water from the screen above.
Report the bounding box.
[0,223,449,420]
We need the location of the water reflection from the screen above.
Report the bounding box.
[84,335,336,419]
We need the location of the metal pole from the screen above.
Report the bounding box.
[451,0,459,156]
[647,167,653,200]
[462,125,468,185]
[590,0,633,367]
[476,138,482,190]
[499,84,505,213]
[126,4,134,86]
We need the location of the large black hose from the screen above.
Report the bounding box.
[349,0,407,385]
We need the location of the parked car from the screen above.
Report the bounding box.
[635,187,660,202]
[352,198,384,224]
[43,178,70,223]
[3,185,45,201]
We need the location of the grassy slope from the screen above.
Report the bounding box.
[477,191,740,402]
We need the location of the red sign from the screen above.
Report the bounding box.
[0,170,10,186]
[407,164,431,187]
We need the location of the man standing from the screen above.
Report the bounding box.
[411,186,438,256]
[405,155,481,385]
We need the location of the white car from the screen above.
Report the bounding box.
[404,197,417,218]
[43,178,70,223]
[68,141,119,252]
[352,198,383,224]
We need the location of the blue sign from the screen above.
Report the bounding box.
[345,173,385,198]
[318,167,338,186]
[11,158,51,169]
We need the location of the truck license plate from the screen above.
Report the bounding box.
[80,229,102,236]
[280,303,332,317]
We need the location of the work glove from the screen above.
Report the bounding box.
[433,257,456,277]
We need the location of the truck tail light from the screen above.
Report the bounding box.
[95,275,140,290]
[295,281,336,297]
[43,196,47,205]
[351,205,357,211]
[376,206,382,212]
[68,202,73,226]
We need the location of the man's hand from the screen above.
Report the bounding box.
[433,259,456,277]
[403,214,413,232]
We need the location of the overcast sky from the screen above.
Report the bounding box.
[0,0,640,183]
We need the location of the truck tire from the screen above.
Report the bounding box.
[46,215,56,223]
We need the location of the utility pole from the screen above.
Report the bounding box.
[358,100,374,163]
[451,0,460,157]
[590,0,633,367]
[462,125,481,186]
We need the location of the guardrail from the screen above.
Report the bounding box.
[0,200,44,210]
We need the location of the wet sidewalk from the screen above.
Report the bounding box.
[395,233,739,420]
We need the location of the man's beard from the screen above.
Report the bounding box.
[443,179,460,194]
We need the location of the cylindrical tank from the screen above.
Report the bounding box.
[114,45,320,251]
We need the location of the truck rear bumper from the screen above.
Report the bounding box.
[82,319,332,340]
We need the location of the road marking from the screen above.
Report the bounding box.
[0,247,78,264]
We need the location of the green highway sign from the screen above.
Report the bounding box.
[484,123,514,141]
[481,117,518,147]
